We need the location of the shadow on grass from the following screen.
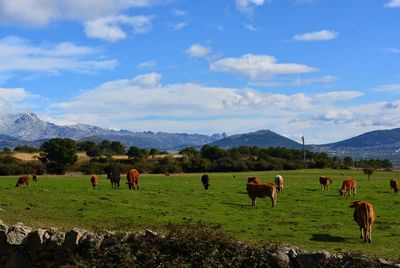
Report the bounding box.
[305,188,318,192]
[310,233,349,243]
[221,202,253,207]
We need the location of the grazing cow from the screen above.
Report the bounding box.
[127,169,140,190]
[16,175,29,187]
[247,176,262,185]
[246,182,277,207]
[201,174,210,190]
[275,175,284,193]
[107,172,120,188]
[319,176,332,191]
[390,179,399,194]
[350,201,376,243]
[339,178,357,197]
[32,174,37,182]
[90,175,99,189]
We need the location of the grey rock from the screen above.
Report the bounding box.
[295,251,331,268]
[6,223,32,245]
[46,232,65,251]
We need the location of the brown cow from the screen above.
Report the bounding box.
[275,175,284,193]
[247,176,262,185]
[127,169,140,190]
[339,178,357,197]
[16,175,29,187]
[390,178,399,194]
[246,182,277,207]
[350,201,376,243]
[90,175,99,189]
[319,176,332,191]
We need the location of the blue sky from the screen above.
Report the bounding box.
[0,0,399,144]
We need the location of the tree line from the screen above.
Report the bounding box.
[0,138,393,175]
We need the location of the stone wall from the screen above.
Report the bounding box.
[0,220,399,268]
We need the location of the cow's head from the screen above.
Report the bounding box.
[248,177,257,183]
[339,189,346,196]
[16,178,22,187]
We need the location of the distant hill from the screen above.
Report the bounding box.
[210,130,303,149]
[324,128,400,148]
[313,128,400,167]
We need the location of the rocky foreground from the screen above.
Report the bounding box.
[0,220,399,268]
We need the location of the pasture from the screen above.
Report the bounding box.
[0,169,400,260]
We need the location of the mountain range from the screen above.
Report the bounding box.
[0,113,225,150]
[1,112,399,167]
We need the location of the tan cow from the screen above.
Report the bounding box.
[390,178,399,194]
[350,201,376,243]
[127,169,140,190]
[319,176,332,191]
[339,178,357,197]
[90,175,99,189]
[275,175,284,193]
[246,182,277,207]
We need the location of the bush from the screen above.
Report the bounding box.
[80,224,277,268]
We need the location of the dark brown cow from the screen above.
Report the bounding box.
[246,182,277,207]
[32,174,37,182]
[16,175,29,187]
[127,169,140,190]
[319,176,332,191]
[339,178,357,197]
[350,201,376,243]
[247,176,262,185]
[390,178,399,194]
[275,175,284,193]
[90,175,99,189]
[201,174,210,190]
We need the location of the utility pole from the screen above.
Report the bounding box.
[301,136,306,167]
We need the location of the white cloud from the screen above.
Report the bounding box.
[243,23,261,31]
[0,0,158,41]
[172,9,186,16]
[44,73,400,144]
[294,30,338,42]
[0,87,38,113]
[131,72,162,87]
[385,0,400,8]
[84,15,153,42]
[314,91,364,102]
[236,0,266,14]
[374,84,400,93]
[171,22,188,31]
[210,54,316,81]
[137,60,157,68]
[186,44,212,58]
[0,36,117,74]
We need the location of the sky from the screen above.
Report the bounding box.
[0,0,399,144]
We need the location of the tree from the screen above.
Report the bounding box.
[343,156,354,168]
[40,138,78,174]
[127,146,148,160]
[200,145,226,161]
[77,141,100,157]
[110,141,126,155]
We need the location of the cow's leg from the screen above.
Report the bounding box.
[359,226,363,240]
[251,198,256,206]
[368,224,372,243]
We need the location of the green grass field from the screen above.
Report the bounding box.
[1,169,400,260]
